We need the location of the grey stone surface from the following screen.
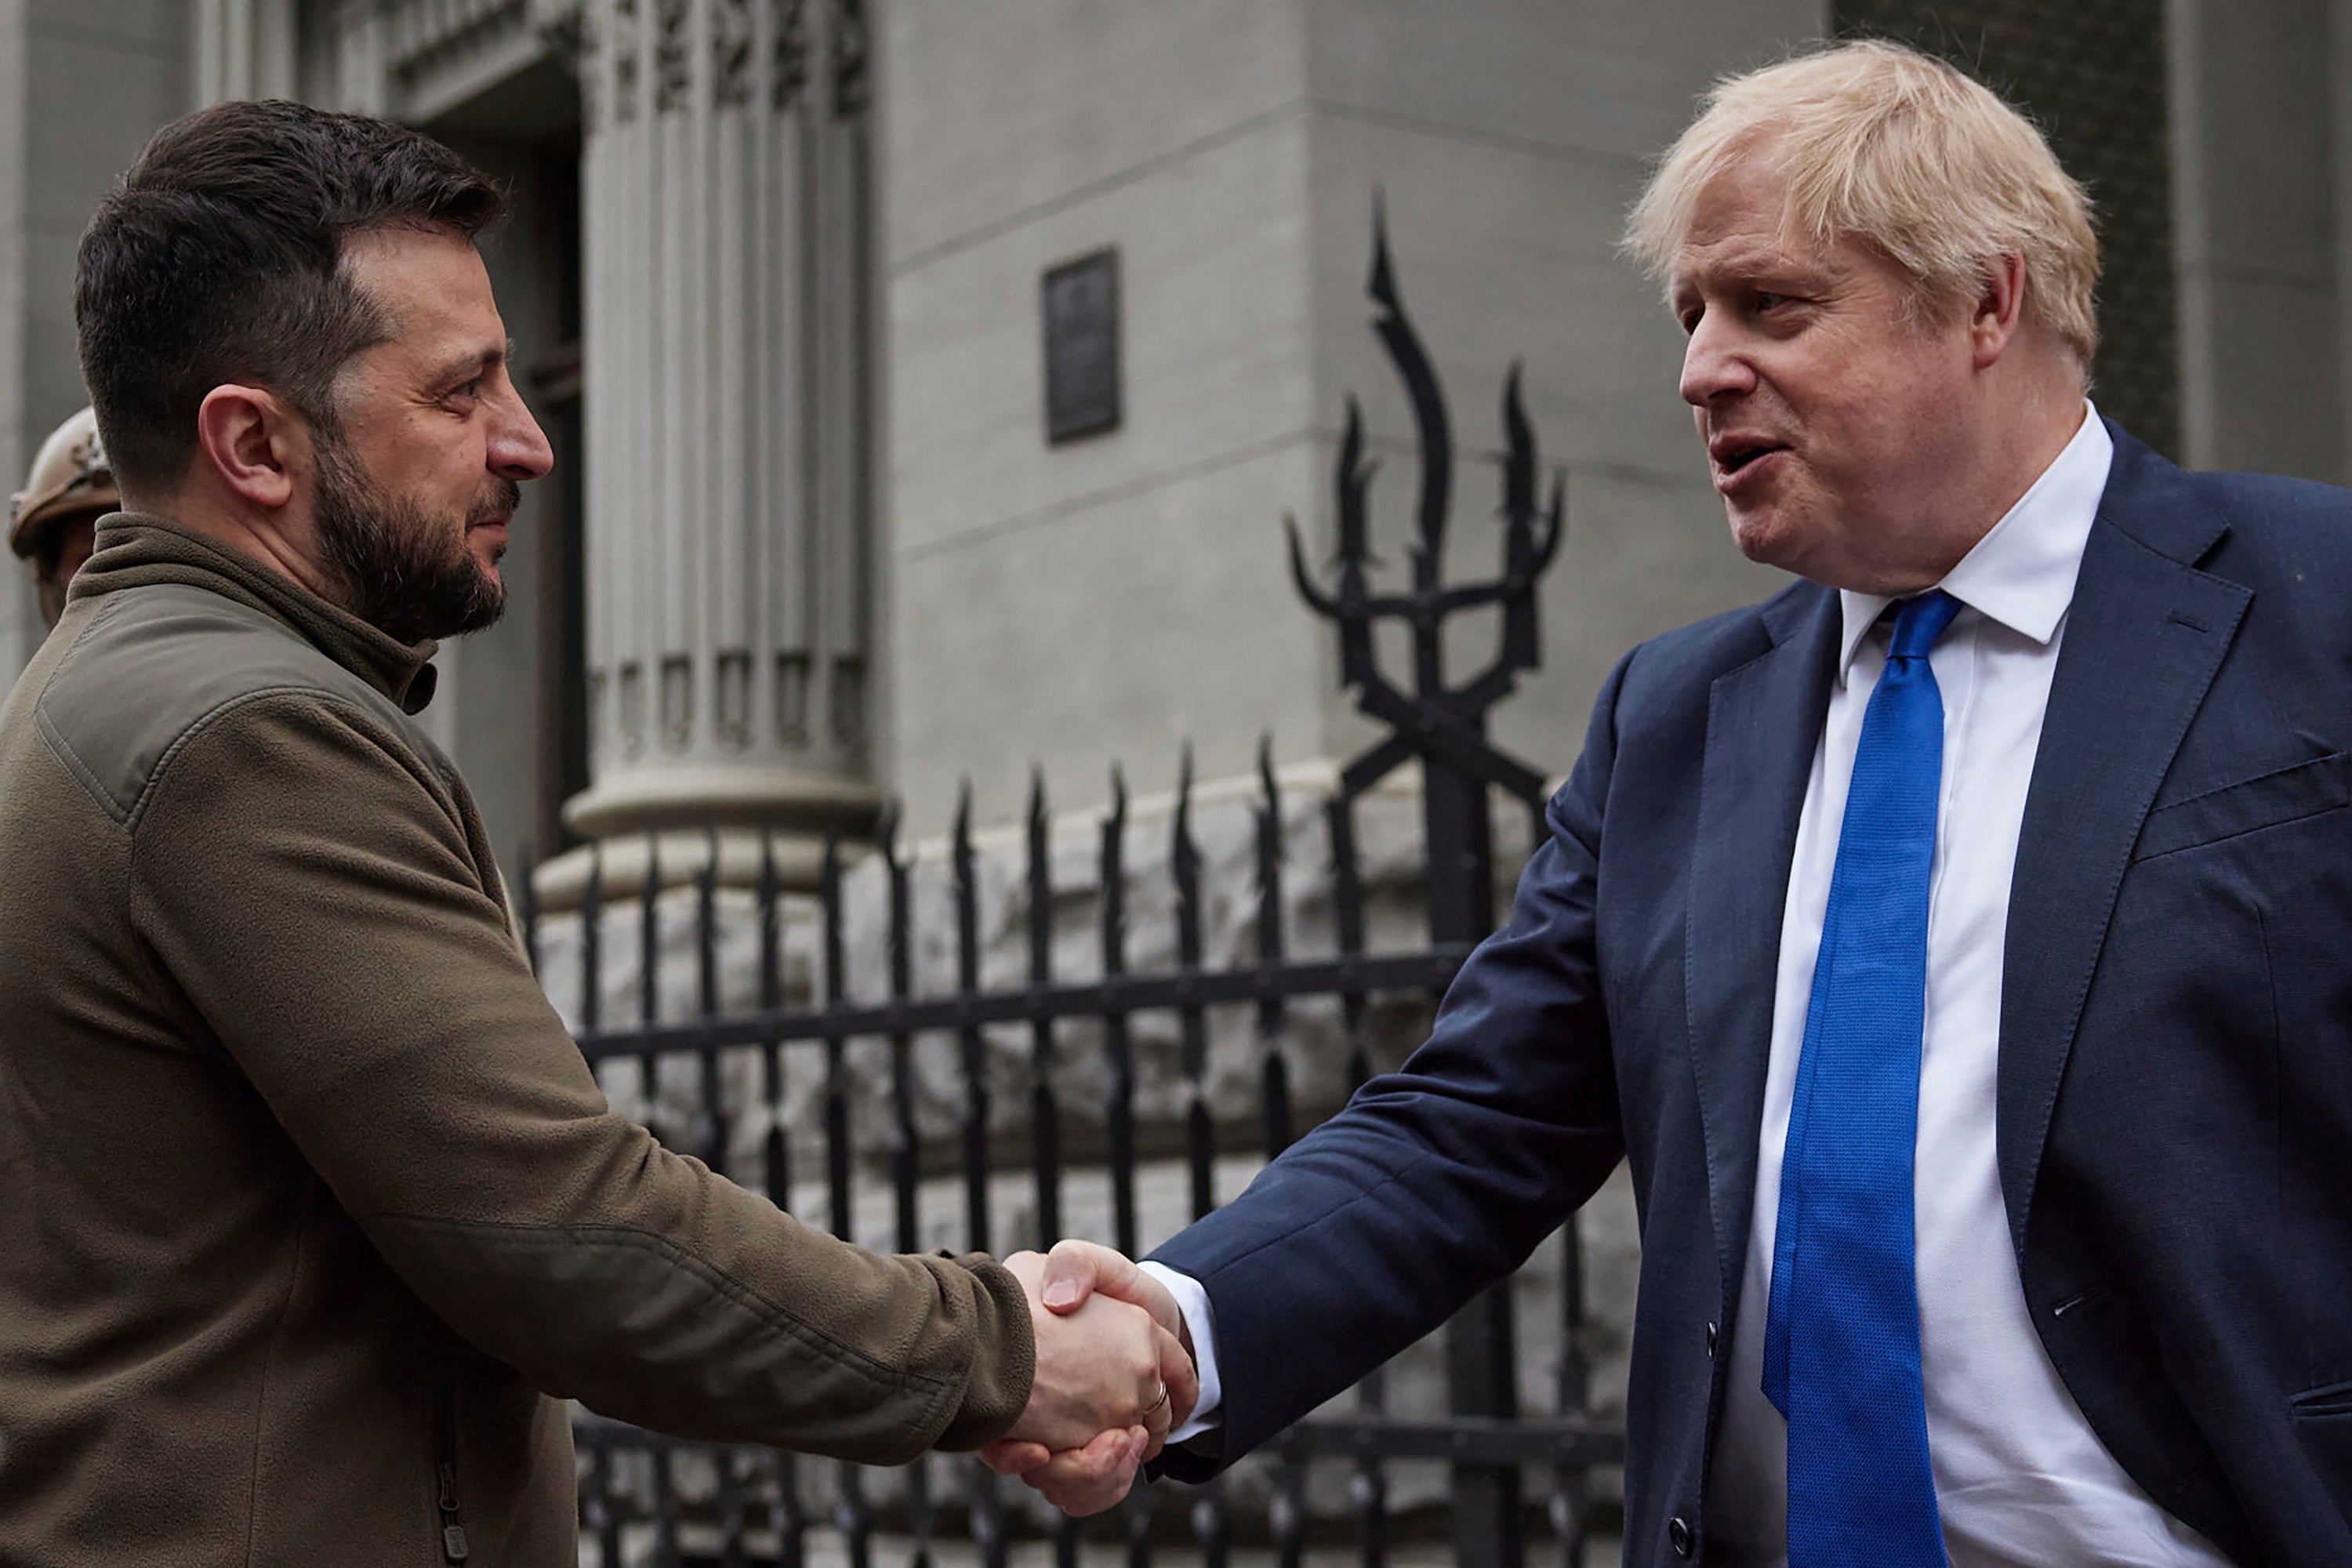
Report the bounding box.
[1301,0,1817,168]
[0,0,189,684]
[2169,0,2349,481]
[880,0,1311,273]
[891,445,1334,840]
[881,0,1816,843]
[0,0,30,677]
[888,115,1318,564]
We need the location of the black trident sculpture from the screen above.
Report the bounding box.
[1287,209,1567,949]
[1287,211,1571,1568]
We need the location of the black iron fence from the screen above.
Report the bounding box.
[520,214,1627,1568]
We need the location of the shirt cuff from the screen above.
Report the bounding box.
[1139,1260,1221,1442]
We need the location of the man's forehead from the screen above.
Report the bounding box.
[340,227,505,362]
[1663,152,1811,282]
[343,227,496,317]
[1668,226,1827,294]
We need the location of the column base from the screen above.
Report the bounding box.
[531,765,888,910]
[561,763,886,839]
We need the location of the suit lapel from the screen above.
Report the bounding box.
[1686,584,1840,1307]
[1997,430,2249,1254]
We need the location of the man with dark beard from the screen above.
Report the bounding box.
[0,100,1189,1567]
[310,423,514,645]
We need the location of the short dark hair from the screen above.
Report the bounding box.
[75,99,506,495]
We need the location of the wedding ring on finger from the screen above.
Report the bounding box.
[1143,1378,1169,1417]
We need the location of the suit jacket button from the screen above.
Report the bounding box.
[1669,1515,1694,1558]
[1704,1321,1719,1357]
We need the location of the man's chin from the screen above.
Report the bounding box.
[1729,507,1804,571]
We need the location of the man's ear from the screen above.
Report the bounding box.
[193,384,298,510]
[1969,252,2029,370]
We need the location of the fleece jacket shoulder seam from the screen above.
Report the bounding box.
[31,594,136,823]
[121,685,406,833]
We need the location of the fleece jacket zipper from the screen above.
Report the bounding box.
[432,1367,470,1563]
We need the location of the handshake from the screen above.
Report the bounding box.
[981,1240,1196,1516]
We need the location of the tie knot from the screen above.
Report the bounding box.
[1888,590,1960,661]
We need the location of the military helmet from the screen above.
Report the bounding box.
[9,405,118,561]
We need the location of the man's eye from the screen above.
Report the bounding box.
[1677,307,1702,336]
[1754,292,1788,313]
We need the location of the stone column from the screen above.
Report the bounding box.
[192,0,297,104]
[546,0,880,898]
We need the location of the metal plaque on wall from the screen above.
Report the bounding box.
[1041,248,1121,444]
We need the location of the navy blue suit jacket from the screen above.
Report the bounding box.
[1152,426,2352,1566]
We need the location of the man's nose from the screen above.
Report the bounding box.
[1679,314,1757,408]
[492,387,555,482]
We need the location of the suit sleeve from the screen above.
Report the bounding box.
[1148,651,1635,1476]
[126,691,1033,1463]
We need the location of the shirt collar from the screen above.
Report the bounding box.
[1835,402,2113,684]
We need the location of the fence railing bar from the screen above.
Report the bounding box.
[775,1446,808,1568]
[1026,768,1063,1250]
[869,804,938,1564]
[970,1456,1009,1568]
[759,830,790,1213]
[1102,767,1138,1260]
[518,839,540,978]
[1271,1443,1306,1568]
[649,1441,678,1567]
[580,844,604,1034]
[1167,745,1231,1568]
[881,811,921,1257]
[715,1443,748,1568]
[581,1428,622,1568]
[638,835,662,1148]
[573,949,1472,1059]
[952,782,989,1256]
[695,831,725,1175]
[571,1406,1614,1465]
[1171,745,1212,1223]
[1254,737,1292,1160]
[821,829,852,1243]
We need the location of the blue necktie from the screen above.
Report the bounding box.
[1763,590,1961,1568]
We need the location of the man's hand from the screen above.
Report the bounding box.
[996,1246,1197,1481]
[983,1241,1195,1515]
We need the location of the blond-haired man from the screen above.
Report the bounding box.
[992,39,2350,1568]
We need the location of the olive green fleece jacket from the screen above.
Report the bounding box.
[0,516,1034,1566]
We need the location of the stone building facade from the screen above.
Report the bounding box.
[8,0,2350,879]
[4,0,2351,1544]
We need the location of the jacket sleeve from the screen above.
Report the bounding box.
[1147,649,1635,1476]
[125,691,1033,1464]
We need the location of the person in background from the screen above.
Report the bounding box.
[9,405,116,628]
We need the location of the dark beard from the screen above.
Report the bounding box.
[312,432,514,644]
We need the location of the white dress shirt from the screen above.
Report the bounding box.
[1153,406,2229,1566]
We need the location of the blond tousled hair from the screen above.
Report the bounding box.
[1623,39,2100,368]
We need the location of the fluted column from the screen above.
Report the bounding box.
[192,0,297,103]
[551,0,880,894]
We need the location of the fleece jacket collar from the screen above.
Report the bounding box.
[70,511,440,713]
